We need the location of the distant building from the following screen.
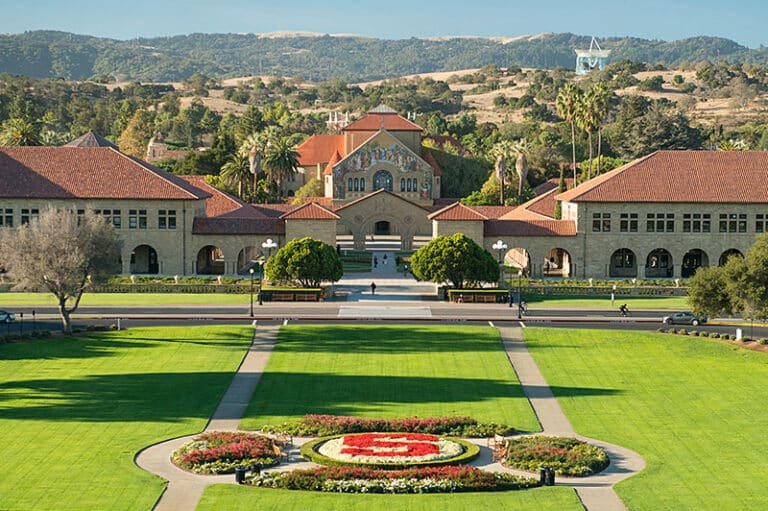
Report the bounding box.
[575,37,610,75]
[145,132,195,163]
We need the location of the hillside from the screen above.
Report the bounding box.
[1,30,767,82]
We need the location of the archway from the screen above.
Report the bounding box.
[610,248,637,278]
[646,248,673,278]
[543,248,572,277]
[237,246,262,274]
[719,249,743,266]
[373,170,393,191]
[682,249,708,278]
[197,245,225,275]
[504,247,531,276]
[374,221,391,235]
[130,245,159,274]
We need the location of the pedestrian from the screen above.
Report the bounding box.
[373,256,378,268]
[383,254,388,265]
[457,294,464,303]
[371,282,377,295]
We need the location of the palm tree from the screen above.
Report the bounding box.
[578,89,599,180]
[0,118,40,146]
[556,83,583,185]
[240,131,270,194]
[590,83,612,175]
[220,153,251,199]
[491,140,514,205]
[263,136,299,191]
[511,139,530,204]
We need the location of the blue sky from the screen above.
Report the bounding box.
[3,0,766,47]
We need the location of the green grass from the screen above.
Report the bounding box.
[524,295,689,310]
[0,292,251,306]
[241,325,540,431]
[197,486,582,511]
[525,327,768,511]
[0,325,253,511]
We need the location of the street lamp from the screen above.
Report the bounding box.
[492,240,508,288]
[259,239,277,306]
[249,267,255,317]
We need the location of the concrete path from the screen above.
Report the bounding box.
[135,324,279,511]
[498,326,645,511]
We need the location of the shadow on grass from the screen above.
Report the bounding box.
[248,372,621,419]
[275,325,505,354]
[0,371,236,422]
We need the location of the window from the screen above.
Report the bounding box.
[400,178,406,192]
[112,209,121,229]
[20,208,39,225]
[647,213,674,232]
[353,178,359,192]
[757,214,768,233]
[347,178,353,192]
[719,213,747,233]
[592,213,611,232]
[360,178,365,192]
[620,213,638,232]
[0,208,12,227]
[128,209,147,229]
[406,178,412,192]
[683,213,711,233]
[158,210,176,229]
[412,178,417,191]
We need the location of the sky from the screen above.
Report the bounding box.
[2,0,766,47]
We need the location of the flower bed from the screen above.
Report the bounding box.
[504,436,609,477]
[248,465,539,493]
[261,414,514,438]
[171,431,281,474]
[301,433,480,469]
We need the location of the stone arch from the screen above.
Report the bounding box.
[610,248,637,278]
[236,246,262,274]
[682,249,709,278]
[543,248,572,277]
[504,247,531,275]
[196,245,225,275]
[130,244,159,274]
[646,248,673,278]
[719,249,743,266]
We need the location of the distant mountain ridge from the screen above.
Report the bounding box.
[0,30,764,82]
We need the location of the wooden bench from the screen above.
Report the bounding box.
[295,293,318,302]
[477,295,499,303]
[271,293,295,301]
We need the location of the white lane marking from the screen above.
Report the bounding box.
[519,321,526,328]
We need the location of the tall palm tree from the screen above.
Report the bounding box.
[263,136,299,191]
[556,83,583,185]
[590,83,612,176]
[491,140,514,205]
[578,89,599,180]
[220,153,251,199]
[511,139,530,204]
[240,131,270,194]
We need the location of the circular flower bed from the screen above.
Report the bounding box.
[504,436,609,476]
[172,431,281,474]
[249,465,539,493]
[301,432,479,469]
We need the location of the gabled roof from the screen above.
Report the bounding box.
[533,177,574,196]
[557,151,768,203]
[279,202,339,220]
[323,149,343,176]
[0,147,209,200]
[335,188,430,212]
[343,106,423,132]
[64,131,118,149]
[297,134,345,166]
[428,202,488,221]
[484,219,577,237]
[179,175,265,218]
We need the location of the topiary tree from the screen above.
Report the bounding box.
[410,233,498,289]
[264,237,342,288]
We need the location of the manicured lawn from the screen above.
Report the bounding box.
[241,325,540,431]
[197,486,582,511]
[0,292,250,306]
[0,325,253,511]
[525,295,689,310]
[525,327,768,511]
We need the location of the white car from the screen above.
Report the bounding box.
[662,312,707,326]
[0,310,16,323]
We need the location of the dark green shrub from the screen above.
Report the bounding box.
[676,329,688,335]
[504,436,609,477]
[759,338,768,345]
[700,331,709,337]
[688,330,698,336]
[710,332,720,339]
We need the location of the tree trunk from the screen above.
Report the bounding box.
[587,131,594,180]
[570,121,577,184]
[597,129,603,175]
[58,298,71,334]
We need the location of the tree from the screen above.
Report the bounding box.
[264,237,342,288]
[117,110,154,157]
[0,209,121,333]
[511,139,530,204]
[687,266,735,318]
[490,140,513,205]
[578,88,601,179]
[410,234,498,289]
[554,172,566,219]
[556,83,583,184]
[263,136,299,190]
[0,117,40,146]
[292,177,325,204]
[220,152,252,199]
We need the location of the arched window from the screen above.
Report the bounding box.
[406,179,412,192]
[374,170,394,192]
[360,178,365,191]
[347,178,353,191]
[400,178,406,191]
[354,178,359,191]
[413,178,417,191]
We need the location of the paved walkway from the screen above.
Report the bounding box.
[498,326,645,511]
[135,324,279,511]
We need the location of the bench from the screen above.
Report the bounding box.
[271,293,295,301]
[477,295,499,303]
[295,293,318,302]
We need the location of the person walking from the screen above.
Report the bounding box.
[371,282,377,295]
[373,256,378,268]
[383,253,388,265]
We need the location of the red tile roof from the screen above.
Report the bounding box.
[468,205,517,219]
[252,203,297,217]
[428,202,488,221]
[0,147,209,200]
[297,134,345,166]
[179,175,265,218]
[422,150,442,177]
[192,217,285,235]
[280,202,339,220]
[533,177,574,196]
[323,149,343,176]
[557,151,768,203]
[484,219,577,237]
[343,112,423,132]
[291,196,336,207]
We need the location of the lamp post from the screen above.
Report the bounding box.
[249,267,255,317]
[260,239,278,306]
[492,240,508,289]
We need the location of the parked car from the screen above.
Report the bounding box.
[0,310,16,323]
[662,312,707,326]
